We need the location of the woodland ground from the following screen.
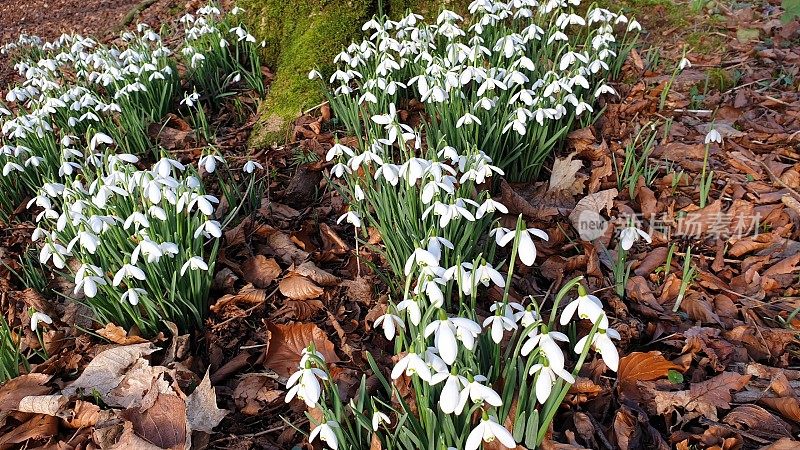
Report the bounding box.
[0,1,799,450]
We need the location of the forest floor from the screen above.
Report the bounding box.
[1,1,799,450]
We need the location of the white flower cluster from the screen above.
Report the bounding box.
[31,143,220,334]
[318,0,640,180]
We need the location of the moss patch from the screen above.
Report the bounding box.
[240,0,374,147]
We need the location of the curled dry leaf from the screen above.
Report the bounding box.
[760,397,800,423]
[723,404,793,439]
[211,284,267,313]
[279,273,324,300]
[618,352,682,386]
[549,152,584,194]
[121,392,188,450]
[294,261,339,286]
[62,343,157,399]
[0,373,52,413]
[97,323,148,345]
[234,374,282,415]
[242,255,282,288]
[569,188,618,239]
[17,395,68,416]
[0,414,60,448]
[66,400,103,429]
[263,322,338,378]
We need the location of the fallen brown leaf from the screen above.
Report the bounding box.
[97,323,148,345]
[263,322,337,378]
[185,370,227,433]
[242,255,282,288]
[279,273,324,300]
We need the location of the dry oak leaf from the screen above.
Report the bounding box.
[760,397,800,423]
[549,152,584,194]
[242,255,282,288]
[651,372,750,421]
[185,370,227,433]
[0,373,52,413]
[568,188,618,238]
[97,323,148,345]
[0,413,59,449]
[279,273,324,300]
[120,392,188,450]
[263,322,338,378]
[294,261,339,286]
[62,343,158,399]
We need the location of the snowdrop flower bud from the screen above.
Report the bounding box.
[371,410,390,431]
[336,210,361,228]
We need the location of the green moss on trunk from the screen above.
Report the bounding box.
[240,0,465,148]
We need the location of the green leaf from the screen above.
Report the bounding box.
[668,369,685,384]
[783,0,800,23]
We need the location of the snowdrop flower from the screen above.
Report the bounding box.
[372,410,390,431]
[521,329,570,372]
[424,314,461,364]
[705,128,722,144]
[181,256,209,275]
[396,297,422,326]
[430,370,467,413]
[337,210,361,228]
[492,226,548,266]
[243,160,263,173]
[472,262,505,290]
[475,198,507,219]
[465,413,516,450]
[374,311,405,340]
[308,69,322,80]
[325,143,355,161]
[529,359,575,404]
[112,264,146,287]
[426,236,454,260]
[575,327,621,371]
[199,154,224,173]
[560,285,609,329]
[74,264,106,298]
[194,220,222,239]
[619,225,651,250]
[40,243,69,269]
[483,310,517,344]
[88,132,113,152]
[456,375,502,414]
[456,112,482,127]
[404,247,440,277]
[309,421,339,450]
[628,19,642,31]
[286,364,329,408]
[30,311,53,332]
[121,288,147,306]
[67,230,100,254]
[678,57,691,70]
[391,352,432,382]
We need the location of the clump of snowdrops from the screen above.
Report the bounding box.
[287,218,621,449]
[315,0,641,181]
[0,2,265,336]
[180,4,265,101]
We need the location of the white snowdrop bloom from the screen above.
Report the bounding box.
[472,262,505,290]
[325,143,355,161]
[181,256,209,275]
[371,410,391,431]
[628,19,642,31]
[74,264,106,298]
[404,247,440,277]
[148,205,167,221]
[521,329,570,371]
[112,263,146,287]
[67,230,100,254]
[374,312,405,340]
[465,414,516,450]
[391,352,432,382]
[349,149,384,170]
[285,365,328,408]
[2,161,24,176]
[678,57,691,70]
[425,236,454,260]
[483,311,517,344]
[308,69,322,80]
[40,243,69,269]
[371,102,397,125]
[122,288,147,306]
[194,220,222,239]
[337,210,361,228]
[131,239,163,264]
[594,83,617,98]
[374,163,400,186]
[353,185,365,201]
[560,286,609,329]
[430,371,468,414]
[30,311,53,332]
[153,157,185,177]
[575,327,621,371]
[243,160,263,173]
[456,375,503,414]
[492,226,548,266]
[199,154,224,173]
[330,162,351,178]
[309,421,339,450]
[396,297,423,326]
[186,194,219,216]
[421,201,476,228]
[475,198,508,219]
[424,316,461,364]
[399,158,429,186]
[619,225,651,250]
[456,112,482,128]
[123,212,149,230]
[529,359,576,404]
[705,128,722,144]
